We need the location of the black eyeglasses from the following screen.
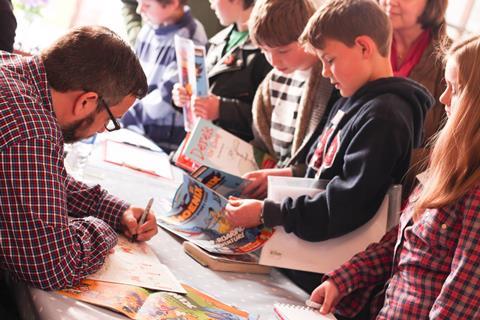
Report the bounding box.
[98,97,121,132]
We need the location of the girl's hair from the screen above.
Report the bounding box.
[414,34,480,219]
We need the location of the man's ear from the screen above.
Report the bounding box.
[72,92,98,117]
[355,36,375,59]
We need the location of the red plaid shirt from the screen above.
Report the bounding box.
[0,53,130,289]
[328,185,480,319]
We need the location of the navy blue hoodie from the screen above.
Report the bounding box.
[263,77,434,242]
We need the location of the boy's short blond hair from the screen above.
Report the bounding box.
[301,0,391,57]
[249,0,316,47]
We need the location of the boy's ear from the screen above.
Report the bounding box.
[355,36,375,59]
[72,92,98,118]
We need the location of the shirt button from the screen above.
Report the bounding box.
[441,224,447,230]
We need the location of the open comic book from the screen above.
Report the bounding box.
[58,280,251,320]
[156,172,273,255]
[174,35,209,132]
[174,119,276,174]
[87,236,185,294]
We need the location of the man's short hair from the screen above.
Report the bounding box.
[249,0,316,48]
[41,26,147,108]
[301,0,392,57]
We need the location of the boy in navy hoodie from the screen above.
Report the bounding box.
[225,0,434,293]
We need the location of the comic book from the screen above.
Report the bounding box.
[87,236,185,294]
[156,173,273,255]
[58,280,251,320]
[190,165,248,198]
[180,119,276,176]
[174,35,209,132]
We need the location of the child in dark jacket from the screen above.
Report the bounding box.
[172,0,272,142]
[225,0,433,293]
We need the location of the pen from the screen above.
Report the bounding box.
[131,197,154,242]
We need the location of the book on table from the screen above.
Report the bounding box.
[58,280,251,320]
[103,139,172,179]
[183,241,271,274]
[173,119,276,174]
[86,235,185,294]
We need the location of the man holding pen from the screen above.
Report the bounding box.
[0,26,157,290]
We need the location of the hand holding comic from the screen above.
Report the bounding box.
[172,83,190,107]
[225,197,263,228]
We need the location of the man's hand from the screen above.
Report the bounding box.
[120,205,158,241]
[225,198,263,228]
[310,279,342,315]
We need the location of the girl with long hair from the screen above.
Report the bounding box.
[309,34,480,319]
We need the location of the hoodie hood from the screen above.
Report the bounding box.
[344,77,435,147]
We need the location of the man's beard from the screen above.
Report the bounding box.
[62,112,96,144]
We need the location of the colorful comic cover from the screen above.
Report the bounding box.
[182,119,276,177]
[190,165,248,198]
[58,280,250,320]
[157,174,272,255]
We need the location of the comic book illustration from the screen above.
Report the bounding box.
[182,119,276,177]
[190,165,249,198]
[157,174,272,255]
[87,236,185,294]
[58,280,250,320]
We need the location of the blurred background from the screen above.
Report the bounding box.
[11,0,480,53]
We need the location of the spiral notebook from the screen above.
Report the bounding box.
[273,303,337,320]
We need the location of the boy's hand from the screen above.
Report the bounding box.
[225,198,263,228]
[120,206,158,242]
[193,94,220,120]
[310,280,341,315]
[241,168,293,199]
[172,83,190,108]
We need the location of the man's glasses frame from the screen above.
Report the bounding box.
[98,97,121,132]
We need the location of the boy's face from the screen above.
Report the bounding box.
[260,42,317,74]
[380,0,427,31]
[315,39,371,97]
[137,0,178,26]
[209,0,240,27]
[439,58,460,118]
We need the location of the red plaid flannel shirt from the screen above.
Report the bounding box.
[327,185,480,319]
[0,53,130,289]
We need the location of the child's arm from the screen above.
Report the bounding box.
[310,227,398,317]
[264,111,412,241]
[429,192,480,318]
